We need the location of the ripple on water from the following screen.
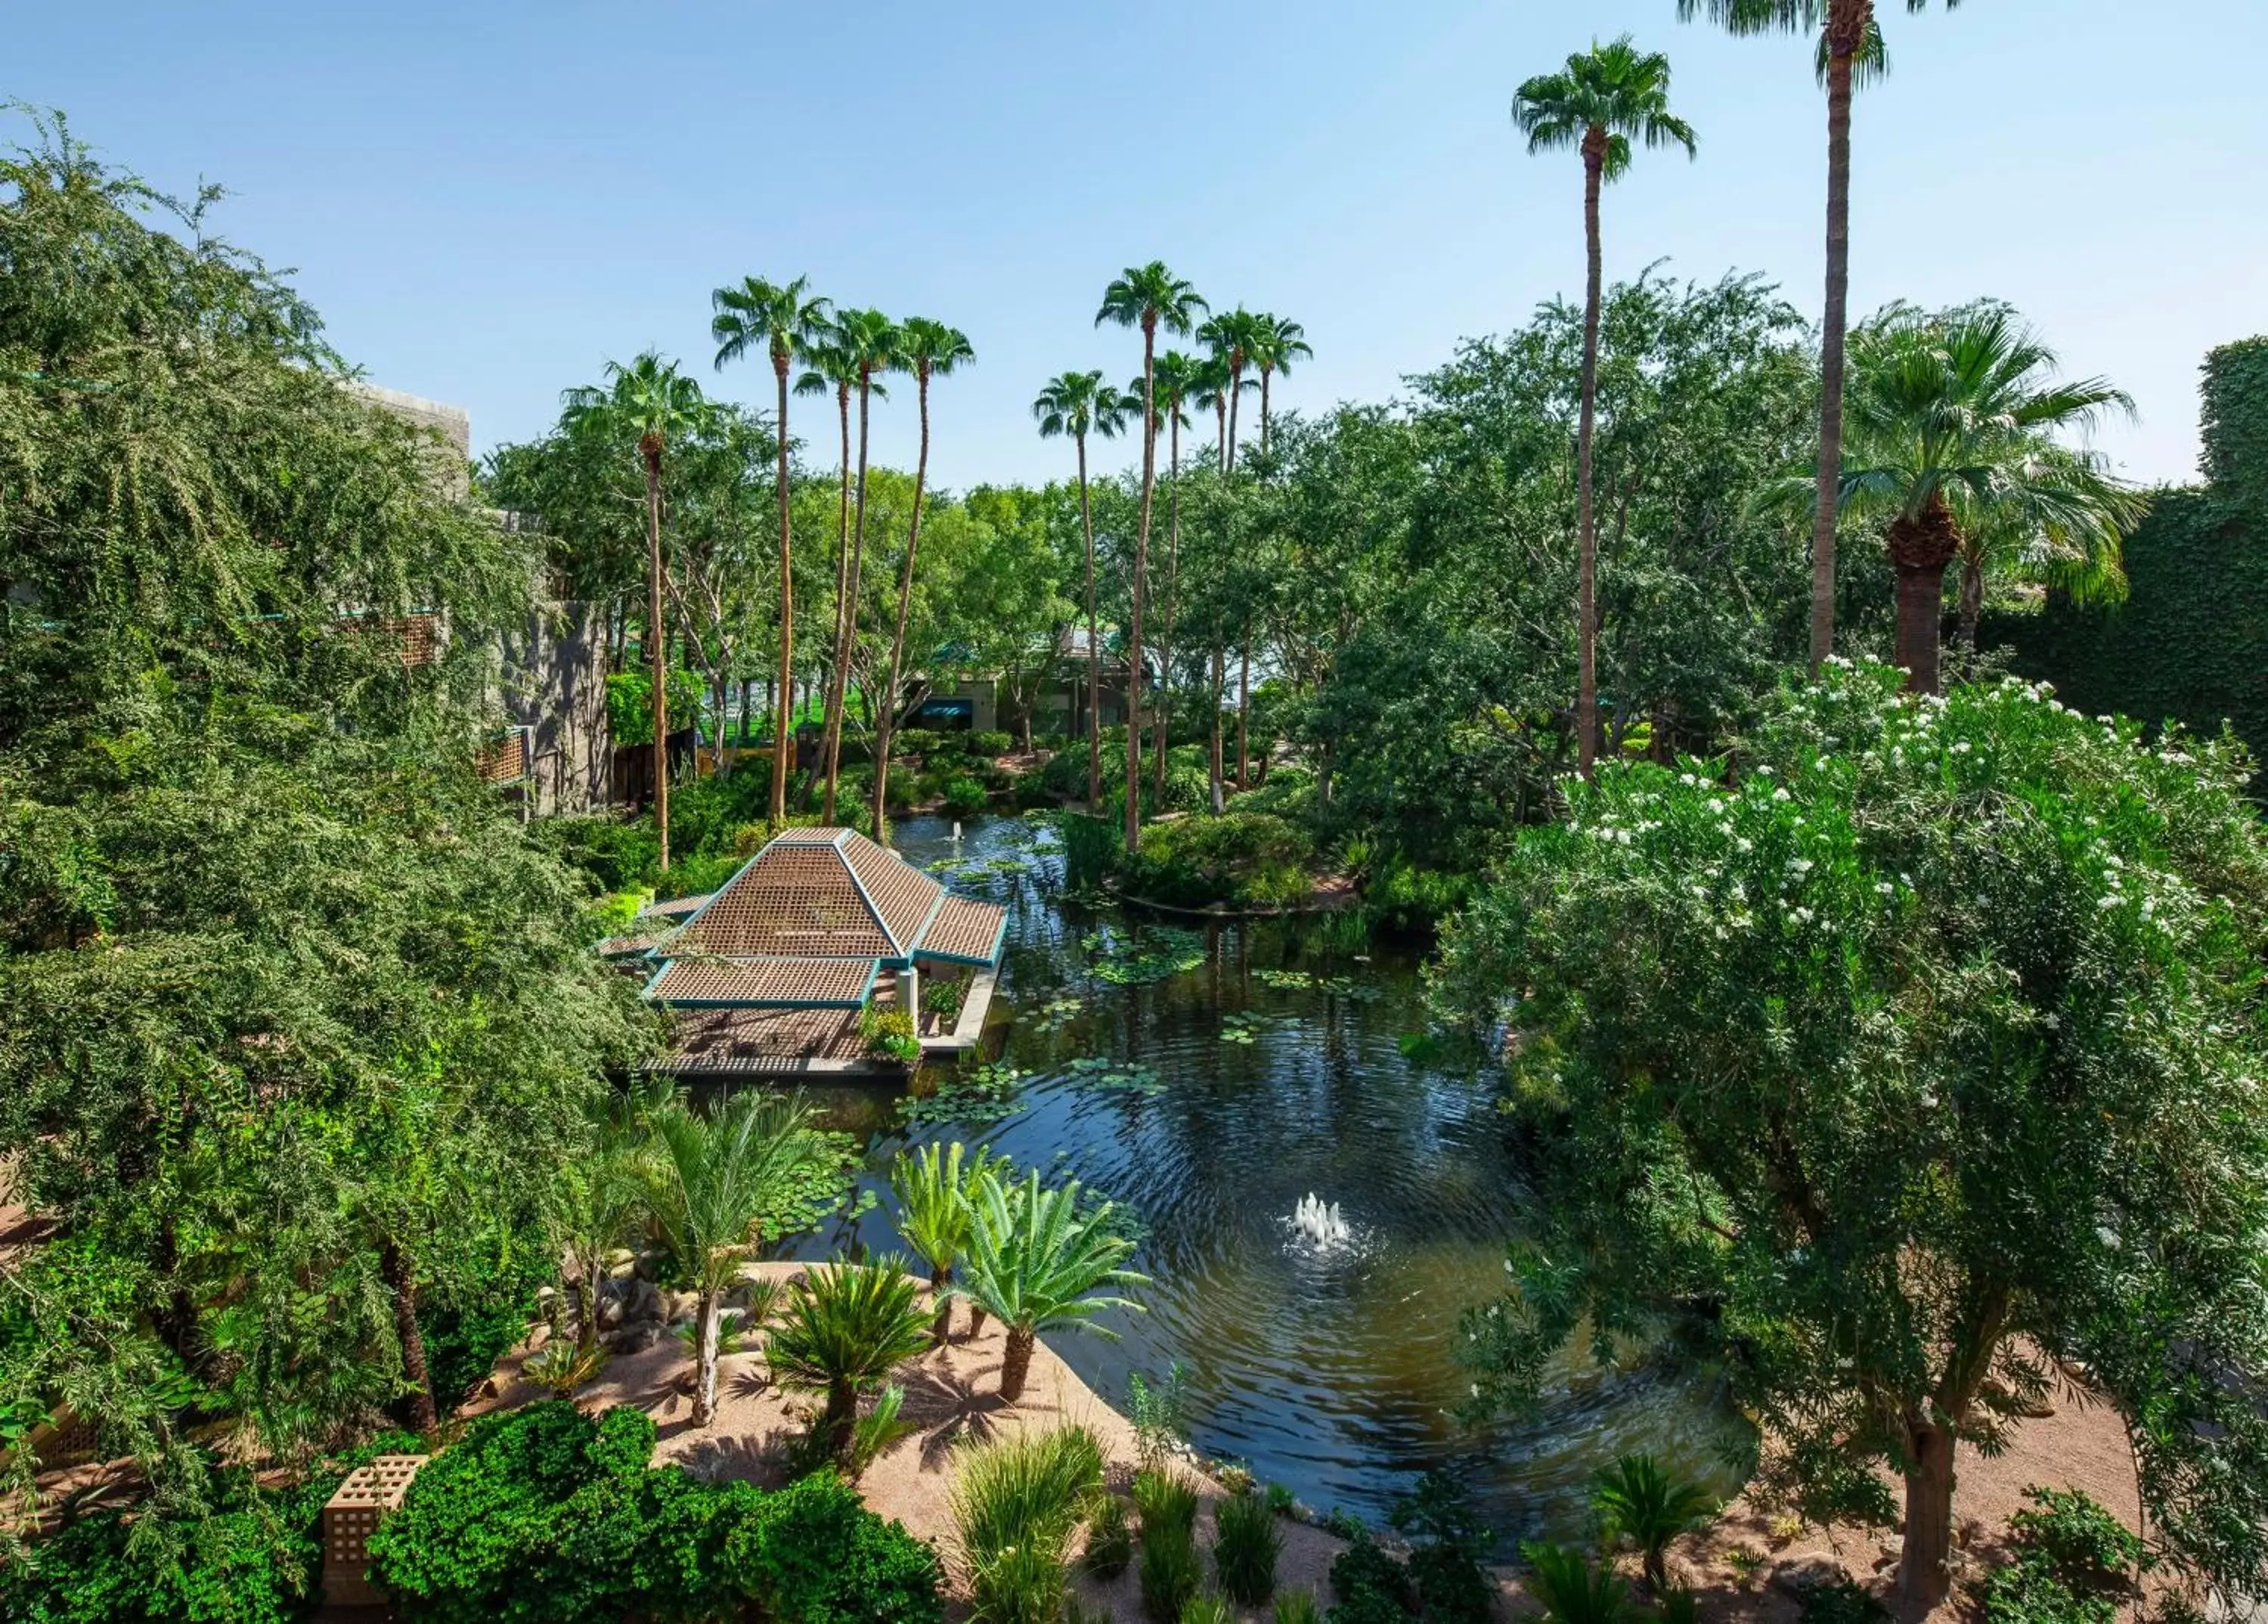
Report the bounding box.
[789,814,1754,1548]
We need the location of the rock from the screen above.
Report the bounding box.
[1771,1559,1847,1602]
[605,1322,662,1356]
[664,1290,702,1325]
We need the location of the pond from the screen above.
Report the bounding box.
[783,813,1752,1548]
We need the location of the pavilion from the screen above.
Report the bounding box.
[606,826,1006,1077]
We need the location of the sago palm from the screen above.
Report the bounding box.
[561,352,716,868]
[1249,314,1312,459]
[820,307,901,826]
[1676,0,1961,677]
[1514,36,1696,780]
[710,273,833,823]
[1098,261,1207,854]
[890,1139,996,1347]
[954,1169,1147,1402]
[1835,302,2136,696]
[1033,370,1129,806]
[766,1257,932,1468]
[640,1092,820,1426]
[872,318,976,839]
[1591,1454,1718,1594]
[1521,1541,1638,1624]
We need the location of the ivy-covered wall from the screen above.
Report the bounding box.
[1988,337,2268,784]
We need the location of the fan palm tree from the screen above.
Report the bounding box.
[954,1170,1147,1402]
[640,1092,820,1426]
[1947,439,2140,651]
[1514,37,1697,780]
[1835,302,2136,696]
[1676,0,1959,675]
[1250,315,1312,459]
[562,353,716,869]
[820,308,902,824]
[710,274,833,824]
[889,1140,996,1347]
[1190,350,1247,474]
[1591,1455,1718,1595]
[1098,262,1208,854]
[795,324,859,804]
[1033,370,1130,806]
[1198,308,1266,473]
[1148,349,1201,804]
[872,318,976,840]
[766,1258,932,1468]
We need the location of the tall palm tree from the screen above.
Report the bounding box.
[888,1139,997,1347]
[1834,302,2136,697]
[1191,350,1244,474]
[766,1258,931,1469]
[795,324,858,807]
[1676,0,1959,675]
[1148,350,1201,804]
[1514,37,1697,781]
[1591,1455,1718,1595]
[1098,262,1208,854]
[953,1170,1147,1402]
[1033,370,1129,806]
[1198,308,1265,473]
[641,1091,820,1427]
[711,274,833,825]
[562,352,717,868]
[821,308,901,825]
[1250,315,1312,459]
[872,318,976,841]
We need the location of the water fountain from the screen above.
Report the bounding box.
[1289,1192,1352,1248]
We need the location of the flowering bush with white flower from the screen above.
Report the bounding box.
[1433,659,2268,1604]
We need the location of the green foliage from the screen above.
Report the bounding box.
[860,1006,922,1064]
[1081,924,1207,986]
[765,1260,932,1467]
[605,669,709,747]
[1139,1520,1203,1624]
[953,1170,1148,1375]
[417,1238,550,1413]
[1212,1489,1281,1605]
[1275,1593,1322,1624]
[1591,1455,1717,1591]
[1180,1597,1233,1624]
[1982,1487,2146,1624]
[1799,1579,1885,1624]
[1133,1471,1201,1541]
[1388,1472,1491,1624]
[941,776,990,815]
[950,1425,1105,1624]
[897,1065,1027,1128]
[1325,1534,1417,1624]
[722,1468,945,1624]
[1129,1362,1193,1471]
[1084,1495,1135,1580]
[1122,813,1315,910]
[1521,1541,1637,1624]
[1436,660,2268,1597]
[1056,811,1120,890]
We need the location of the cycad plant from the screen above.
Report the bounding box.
[951,1424,1105,1624]
[1522,1539,1639,1624]
[889,1140,995,1347]
[954,1170,1148,1401]
[1591,1453,1718,1594]
[640,1092,819,1425]
[766,1257,932,1468]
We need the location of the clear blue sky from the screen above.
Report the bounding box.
[14,1,2263,493]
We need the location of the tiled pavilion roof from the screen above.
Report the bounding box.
[674,827,997,967]
[642,956,879,1009]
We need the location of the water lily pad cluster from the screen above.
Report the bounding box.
[898,1062,1029,1127]
[1219,1012,1269,1046]
[1027,993,1084,1033]
[1082,925,1208,987]
[1254,968,1383,1003]
[1065,1055,1167,1097]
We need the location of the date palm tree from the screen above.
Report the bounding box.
[562,352,717,868]
[710,274,833,824]
[1148,349,1201,804]
[766,1257,931,1468]
[872,318,976,840]
[1514,37,1696,780]
[953,1170,1147,1402]
[640,1091,820,1427]
[1834,302,2136,697]
[1033,370,1129,806]
[1250,315,1312,459]
[820,308,902,825]
[1676,0,1960,675]
[1591,1454,1718,1595]
[1098,262,1208,854]
[889,1139,996,1347]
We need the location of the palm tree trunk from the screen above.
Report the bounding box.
[928,1265,953,1349]
[1811,5,1866,672]
[692,1287,722,1427]
[1126,323,1159,855]
[824,373,878,824]
[874,365,934,842]
[816,386,854,815]
[1079,434,1101,807]
[1210,643,1226,814]
[1957,550,1984,652]
[644,448,671,869]
[1888,497,1960,696]
[1236,643,1250,787]
[1226,362,1245,473]
[1215,398,1227,473]
[1259,366,1273,458]
[827,1377,858,1467]
[381,1238,438,1435]
[770,355,795,825]
[967,1304,988,1342]
[999,1325,1037,1402]
[1155,414,1181,805]
[1577,136,1605,781]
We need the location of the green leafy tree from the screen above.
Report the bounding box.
[641,1092,822,1426]
[953,1170,1147,1402]
[1514,36,1697,780]
[1435,661,2268,1607]
[563,353,717,867]
[1591,1455,1717,1594]
[711,272,835,822]
[766,1259,932,1469]
[1033,369,1130,805]
[1675,0,1961,671]
[1098,262,1208,852]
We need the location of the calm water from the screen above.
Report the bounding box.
[782,814,1752,1547]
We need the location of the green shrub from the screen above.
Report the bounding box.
[971,730,1015,756]
[1084,1494,1135,1579]
[1139,1523,1202,1623]
[724,1469,944,1624]
[860,1007,921,1064]
[415,1241,547,1415]
[534,815,661,892]
[1799,1578,1885,1624]
[1132,1470,1200,1541]
[1981,1486,2145,1624]
[1275,1593,1323,1624]
[942,776,989,815]
[1122,814,1315,910]
[1212,1488,1281,1604]
[1326,1533,1416,1622]
[606,669,708,747]
[950,1424,1105,1624]
[1180,1597,1233,1624]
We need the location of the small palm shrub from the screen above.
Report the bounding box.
[766,1258,932,1468]
[1212,1487,1282,1605]
[850,1384,918,1478]
[955,1169,1148,1401]
[952,1425,1105,1624]
[1133,1468,1201,1540]
[1591,1453,1718,1593]
[1139,1522,1202,1623]
[1523,1539,1638,1624]
[1084,1492,1135,1579]
[890,1141,994,1346]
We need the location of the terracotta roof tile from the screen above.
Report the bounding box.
[915,896,1007,965]
[840,831,946,952]
[646,957,878,1007]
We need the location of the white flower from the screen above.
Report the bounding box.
[1736,838,1753,853]
[1787,858,1813,875]
[1755,765,1775,777]
[2097,895,2120,910]
[1952,741,1972,755]
[1876,882,1894,896]
[1772,788,1792,803]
